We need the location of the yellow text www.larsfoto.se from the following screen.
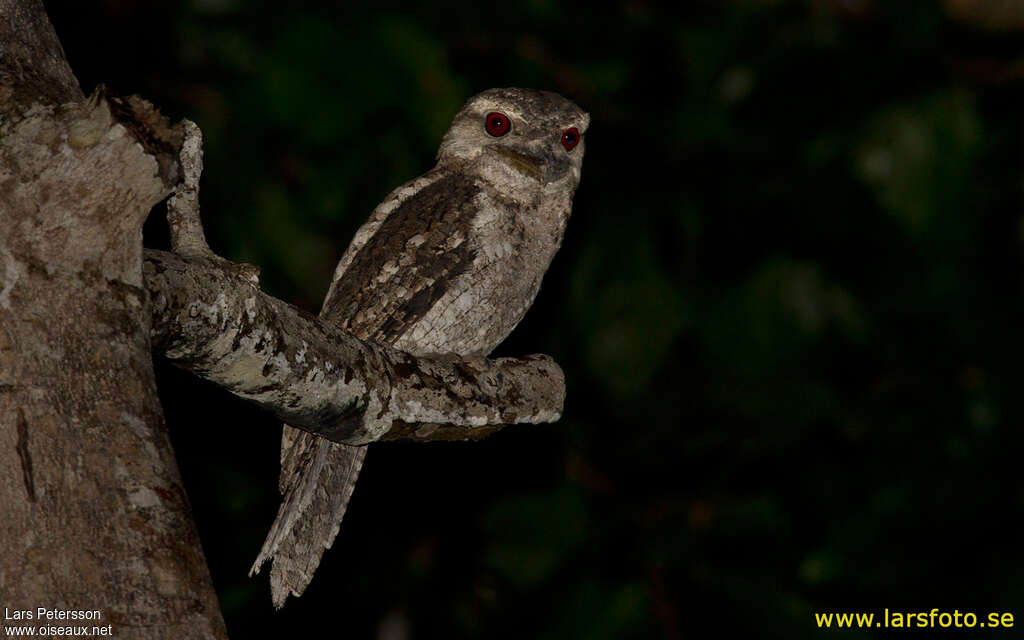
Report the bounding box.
[815,609,1014,630]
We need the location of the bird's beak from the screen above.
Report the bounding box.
[493,147,545,181]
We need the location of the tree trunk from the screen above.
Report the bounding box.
[0,1,228,637]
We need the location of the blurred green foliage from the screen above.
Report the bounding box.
[47,0,1024,637]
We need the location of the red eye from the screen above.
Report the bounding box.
[561,127,580,150]
[484,112,511,136]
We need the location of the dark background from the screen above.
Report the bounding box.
[44,0,1024,637]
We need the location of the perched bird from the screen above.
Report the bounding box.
[250,87,589,607]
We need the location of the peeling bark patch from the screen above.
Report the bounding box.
[15,409,36,502]
[106,92,183,185]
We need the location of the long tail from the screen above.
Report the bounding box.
[249,425,366,608]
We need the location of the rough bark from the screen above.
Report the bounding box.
[0,0,82,112]
[0,1,227,638]
[165,120,214,257]
[145,250,565,444]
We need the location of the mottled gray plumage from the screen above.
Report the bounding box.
[250,88,589,607]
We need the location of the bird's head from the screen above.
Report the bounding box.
[438,88,589,190]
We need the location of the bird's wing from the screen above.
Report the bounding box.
[251,169,482,607]
[319,169,482,342]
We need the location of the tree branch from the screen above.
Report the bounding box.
[166,120,214,257]
[144,249,565,444]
